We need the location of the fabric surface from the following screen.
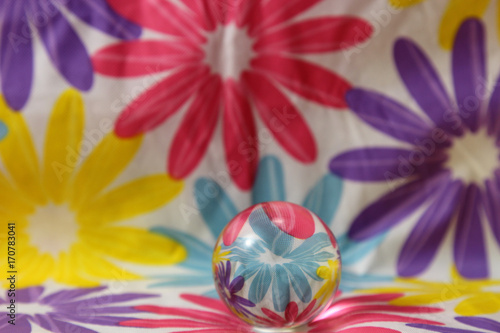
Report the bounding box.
[1,0,500,332]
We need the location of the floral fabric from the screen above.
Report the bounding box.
[1,0,500,332]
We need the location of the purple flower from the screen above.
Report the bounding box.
[0,286,157,332]
[216,261,255,317]
[330,18,500,279]
[0,0,141,110]
[408,316,500,332]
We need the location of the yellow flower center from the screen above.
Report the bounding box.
[317,265,332,280]
[26,203,80,257]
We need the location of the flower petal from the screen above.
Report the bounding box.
[36,314,96,333]
[115,65,209,137]
[303,174,343,226]
[398,179,463,277]
[64,0,141,40]
[394,38,463,136]
[248,0,322,36]
[407,323,479,333]
[484,177,500,245]
[456,316,500,330]
[348,172,450,241]
[243,71,317,163]
[283,263,312,303]
[194,178,238,239]
[107,0,203,43]
[272,265,290,312]
[79,175,183,225]
[452,19,485,132]
[81,227,186,264]
[34,2,93,91]
[345,88,439,145]
[70,133,143,209]
[454,184,488,278]
[255,17,372,54]
[168,74,222,179]
[439,0,489,50]
[15,286,44,302]
[252,156,285,204]
[330,147,443,182]
[455,294,500,316]
[486,74,500,136]
[43,89,84,203]
[248,265,272,304]
[0,97,45,204]
[0,3,33,110]
[261,202,315,239]
[223,79,258,190]
[92,40,203,77]
[252,55,351,108]
[0,314,30,332]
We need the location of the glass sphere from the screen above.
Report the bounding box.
[212,201,341,330]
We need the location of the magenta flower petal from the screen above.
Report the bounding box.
[348,172,450,241]
[346,88,444,145]
[64,0,141,40]
[452,19,486,132]
[0,3,33,110]
[168,75,222,179]
[398,179,463,276]
[252,55,351,108]
[33,2,92,91]
[394,38,463,136]
[454,184,489,278]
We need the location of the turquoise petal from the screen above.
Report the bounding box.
[337,233,387,266]
[303,173,343,226]
[284,263,312,303]
[272,265,291,312]
[248,264,272,304]
[194,177,239,239]
[252,155,286,204]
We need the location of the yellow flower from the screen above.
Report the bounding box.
[359,267,500,316]
[212,245,230,269]
[390,0,490,49]
[314,259,341,305]
[0,90,186,288]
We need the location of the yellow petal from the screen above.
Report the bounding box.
[16,248,55,288]
[439,0,489,49]
[81,226,186,265]
[0,97,45,204]
[52,246,99,287]
[79,245,142,280]
[455,293,500,316]
[70,133,142,209]
[390,0,425,8]
[43,89,84,203]
[390,293,452,306]
[79,174,183,225]
[0,171,34,216]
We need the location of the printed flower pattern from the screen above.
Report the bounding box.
[93,0,373,189]
[120,293,443,332]
[0,286,157,333]
[361,267,500,316]
[409,316,500,333]
[0,90,186,287]
[0,0,141,110]
[330,18,500,278]
[215,261,255,318]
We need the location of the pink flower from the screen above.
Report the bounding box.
[93,0,372,189]
[120,293,444,332]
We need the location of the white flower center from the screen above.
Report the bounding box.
[27,203,80,257]
[445,128,499,184]
[17,303,53,316]
[203,23,254,80]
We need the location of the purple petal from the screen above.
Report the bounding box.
[488,74,500,137]
[456,316,500,332]
[57,293,157,309]
[407,323,483,333]
[0,2,33,110]
[40,287,106,305]
[59,313,137,326]
[394,38,463,136]
[454,184,488,278]
[345,88,441,145]
[348,171,450,241]
[35,314,97,333]
[229,276,245,294]
[452,19,486,132]
[484,177,500,245]
[31,2,93,90]
[232,295,255,308]
[64,0,141,40]
[329,147,446,181]
[398,179,463,276]
[0,314,31,332]
[16,287,44,303]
